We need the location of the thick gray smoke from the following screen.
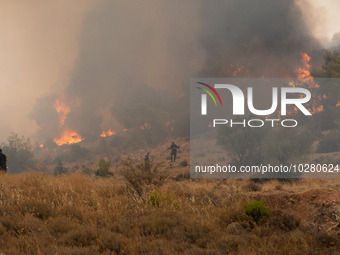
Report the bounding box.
[31,0,320,143]
[198,0,320,77]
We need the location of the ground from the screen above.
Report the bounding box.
[0,139,339,254]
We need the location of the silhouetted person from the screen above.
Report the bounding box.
[168,142,180,162]
[144,152,150,170]
[0,149,7,173]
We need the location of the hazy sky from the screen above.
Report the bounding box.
[0,0,339,144]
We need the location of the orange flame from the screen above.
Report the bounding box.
[337,101,340,108]
[54,98,71,126]
[100,129,116,137]
[54,94,81,127]
[53,94,82,146]
[295,68,311,79]
[54,130,83,146]
[39,144,44,148]
[288,52,324,115]
[301,52,311,65]
[295,52,312,79]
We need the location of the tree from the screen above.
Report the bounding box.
[217,121,314,176]
[54,159,68,176]
[262,127,314,164]
[217,123,267,166]
[1,132,35,173]
[312,51,340,78]
[311,50,340,128]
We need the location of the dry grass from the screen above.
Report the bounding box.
[0,169,338,254]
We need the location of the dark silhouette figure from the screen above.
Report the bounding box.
[0,149,7,173]
[168,142,180,162]
[144,152,150,170]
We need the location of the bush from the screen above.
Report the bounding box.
[317,133,340,153]
[119,157,169,197]
[243,182,262,192]
[263,127,314,165]
[54,159,68,176]
[99,230,129,254]
[63,226,98,247]
[266,211,300,231]
[147,190,179,209]
[95,158,113,177]
[244,200,271,224]
[217,124,266,165]
[316,232,339,248]
[82,167,92,175]
[179,160,189,167]
[48,216,74,237]
[18,201,54,220]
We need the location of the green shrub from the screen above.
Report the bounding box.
[95,158,113,177]
[147,190,163,207]
[244,200,271,224]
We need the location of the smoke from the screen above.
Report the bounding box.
[31,0,321,143]
[0,0,96,142]
[198,0,320,77]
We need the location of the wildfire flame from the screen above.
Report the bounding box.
[295,53,311,79]
[54,94,82,146]
[100,129,116,137]
[39,144,44,148]
[54,130,83,146]
[54,99,71,127]
[287,52,324,115]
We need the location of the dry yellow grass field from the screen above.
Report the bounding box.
[0,160,339,255]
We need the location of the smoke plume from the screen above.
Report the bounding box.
[31,0,321,144]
